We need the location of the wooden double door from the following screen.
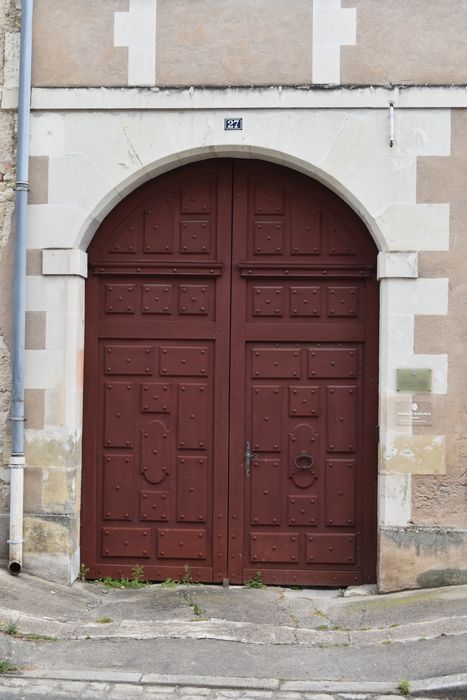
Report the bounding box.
[82,159,378,585]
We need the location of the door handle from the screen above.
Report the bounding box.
[244,441,256,477]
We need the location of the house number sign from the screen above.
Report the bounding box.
[224,118,243,130]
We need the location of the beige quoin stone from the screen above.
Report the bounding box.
[26,250,43,276]
[24,389,45,431]
[28,156,49,205]
[25,311,46,350]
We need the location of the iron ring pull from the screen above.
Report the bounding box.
[294,452,314,470]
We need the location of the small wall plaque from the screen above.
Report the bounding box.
[396,368,432,393]
[396,400,433,426]
[224,118,243,130]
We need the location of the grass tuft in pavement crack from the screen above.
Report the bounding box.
[1,622,57,642]
[398,679,410,696]
[0,660,17,674]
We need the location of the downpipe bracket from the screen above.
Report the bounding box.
[14,180,30,192]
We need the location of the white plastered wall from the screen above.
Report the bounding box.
[26,102,451,580]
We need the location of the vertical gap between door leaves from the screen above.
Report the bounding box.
[226,159,236,582]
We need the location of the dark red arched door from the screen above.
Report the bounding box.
[82,159,378,586]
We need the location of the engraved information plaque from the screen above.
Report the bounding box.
[396,368,432,393]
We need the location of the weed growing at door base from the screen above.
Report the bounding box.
[161,577,178,588]
[78,563,89,581]
[100,564,147,589]
[244,571,266,589]
[161,564,199,587]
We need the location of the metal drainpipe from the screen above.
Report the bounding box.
[8,0,34,576]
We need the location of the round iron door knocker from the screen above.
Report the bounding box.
[294,452,314,470]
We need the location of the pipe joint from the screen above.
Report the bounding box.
[9,456,26,470]
[15,180,30,192]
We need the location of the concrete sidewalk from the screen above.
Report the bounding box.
[0,570,466,698]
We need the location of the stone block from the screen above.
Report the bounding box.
[25,430,81,470]
[24,466,44,514]
[23,550,79,585]
[29,156,49,205]
[25,311,46,350]
[379,472,411,526]
[0,513,9,559]
[42,468,76,513]
[28,203,90,249]
[377,252,418,279]
[377,202,450,251]
[26,250,43,276]
[44,389,84,430]
[25,349,66,389]
[23,513,78,556]
[387,278,448,316]
[379,526,467,592]
[42,249,88,278]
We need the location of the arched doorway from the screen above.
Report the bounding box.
[81,159,378,586]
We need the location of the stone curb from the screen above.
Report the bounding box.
[13,670,467,695]
[16,671,279,690]
[410,672,467,695]
[2,607,467,648]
